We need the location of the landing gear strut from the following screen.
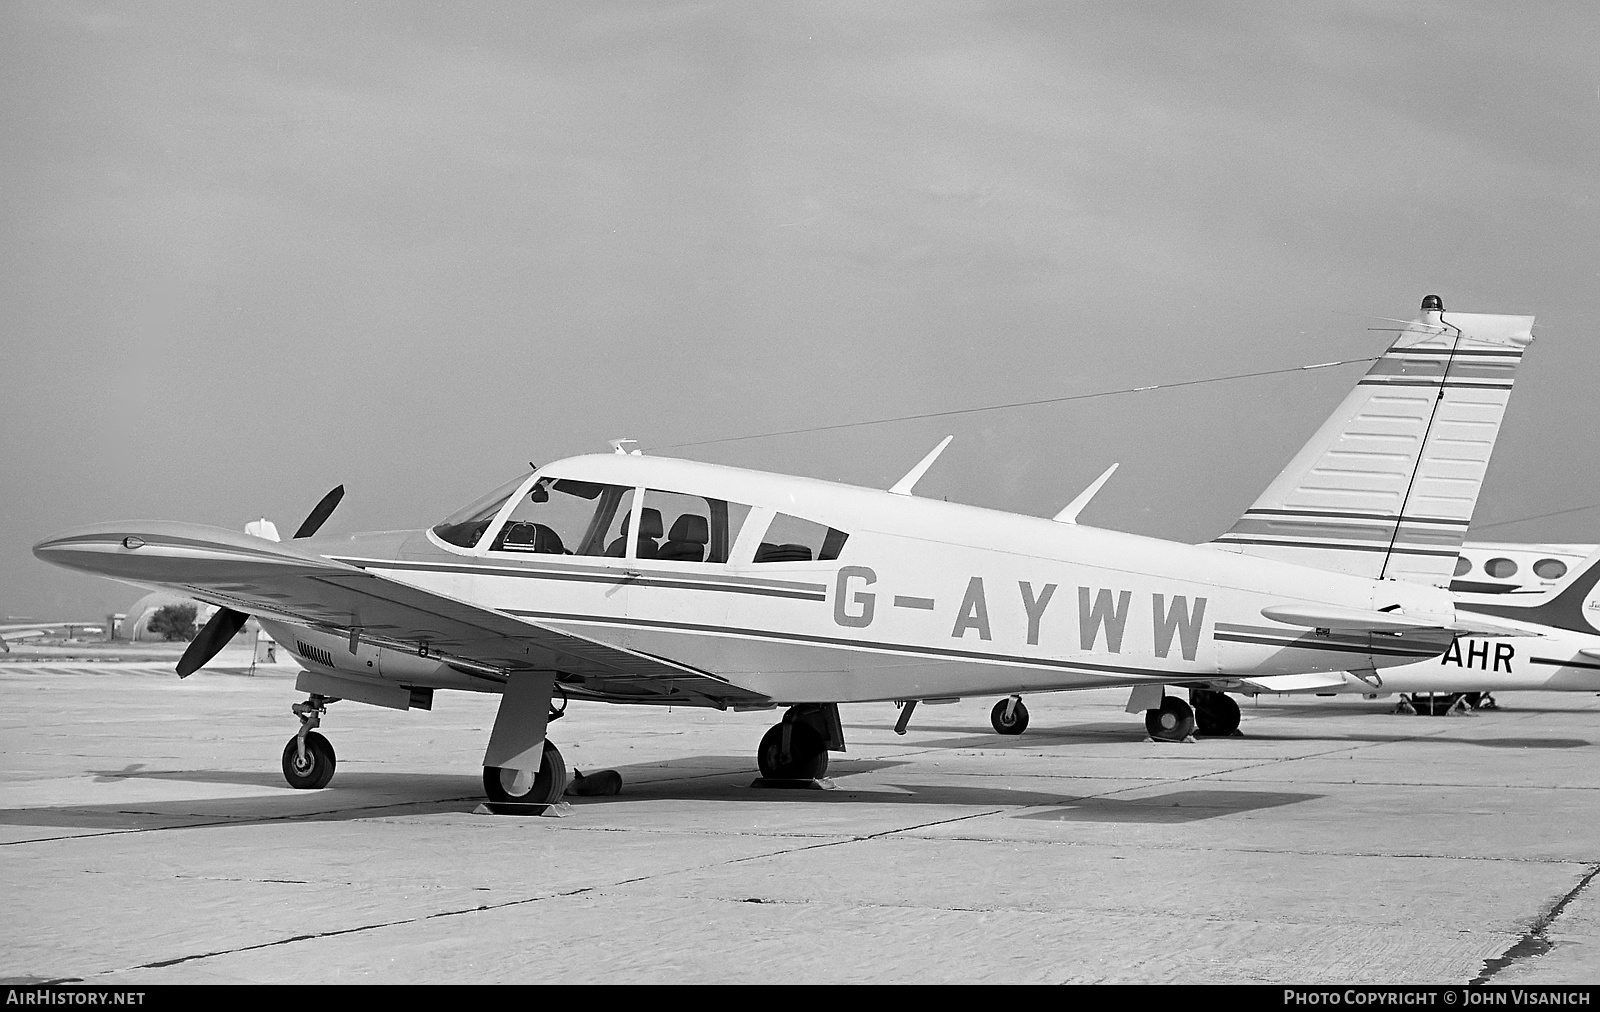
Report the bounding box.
[991,695,1029,735]
[1145,695,1196,742]
[282,694,337,789]
[1190,689,1241,737]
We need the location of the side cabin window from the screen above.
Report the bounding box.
[489,477,634,557]
[636,489,751,563]
[753,513,848,563]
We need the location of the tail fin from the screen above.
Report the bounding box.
[1210,296,1534,586]
[1459,545,1600,635]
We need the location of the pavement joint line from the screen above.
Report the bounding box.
[1471,861,1600,984]
[116,842,835,973]
[887,831,1600,866]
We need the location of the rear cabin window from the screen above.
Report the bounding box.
[753,513,848,563]
[489,478,634,557]
[633,489,751,563]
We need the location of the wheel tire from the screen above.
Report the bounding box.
[281,731,336,790]
[1463,692,1485,710]
[1192,690,1240,736]
[1417,693,1456,716]
[1144,696,1196,741]
[990,698,1030,735]
[482,739,567,805]
[757,721,828,780]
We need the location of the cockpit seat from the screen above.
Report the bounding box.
[497,521,566,554]
[754,542,813,562]
[658,515,709,562]
[605,508,663,559]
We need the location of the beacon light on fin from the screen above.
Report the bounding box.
[1053,463,1119,524]
[888,435,953,496]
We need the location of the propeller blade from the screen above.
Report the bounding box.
[176,607,249,678]
[292,485,345,540]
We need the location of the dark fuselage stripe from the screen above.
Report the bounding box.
[1212,632,1441,659]
[504,609,1190,680]
[1529,657,1600,671]
[1211,537,1459,557]
[1242,509,1469,526]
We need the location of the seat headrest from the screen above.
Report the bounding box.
[638,508,664,539]
[668,514,708,544]
[620,507,665,539]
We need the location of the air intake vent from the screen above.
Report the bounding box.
[295,640,335,669]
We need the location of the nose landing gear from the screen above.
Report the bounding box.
[282,694,337,789]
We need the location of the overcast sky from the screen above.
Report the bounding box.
[3,1,1598,620]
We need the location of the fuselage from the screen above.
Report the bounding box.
[268,453,1459,705]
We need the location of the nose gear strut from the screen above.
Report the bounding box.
[282,694,337,789]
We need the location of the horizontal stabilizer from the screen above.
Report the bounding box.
[1261,604,1448,633]
[1582,648,1600,662]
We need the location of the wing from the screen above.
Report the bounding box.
[34,522,772,710]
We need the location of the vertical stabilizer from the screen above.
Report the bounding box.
[1210,297,1534,586]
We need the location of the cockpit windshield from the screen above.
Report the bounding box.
[431,472,532,549]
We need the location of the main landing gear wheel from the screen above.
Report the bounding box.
[282,731,336,789]
[991,696,1030,735]
[483,740,568,805]
[758,720,829,780]
[1145,696,1196,742]
[1191,690,1240,736]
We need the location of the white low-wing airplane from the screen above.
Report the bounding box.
[33,297,1534,805]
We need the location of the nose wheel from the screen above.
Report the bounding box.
[282,695,336,789]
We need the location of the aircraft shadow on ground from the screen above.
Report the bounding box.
[1,753,1318,830]
[884,724,1593,751]
[1013,789,1321,824]
[1230,732,1591,749]
[583,770,1323,823]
